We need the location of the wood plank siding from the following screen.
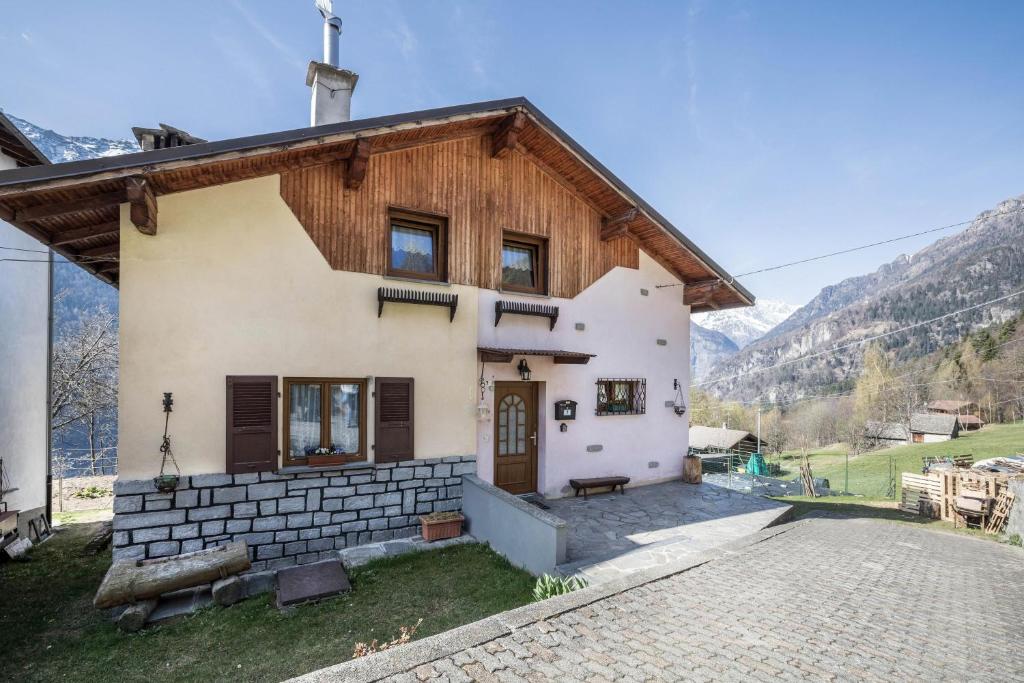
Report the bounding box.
[280,134,639,299]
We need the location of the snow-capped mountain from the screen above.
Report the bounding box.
[6,113,137,163]
[692,299,799,349]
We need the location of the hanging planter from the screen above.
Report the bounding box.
[152,392,182,493]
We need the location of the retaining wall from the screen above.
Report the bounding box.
[111,457,475,571]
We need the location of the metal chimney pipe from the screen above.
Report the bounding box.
[323,16,342,67]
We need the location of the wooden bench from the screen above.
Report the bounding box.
[569,476,630,499]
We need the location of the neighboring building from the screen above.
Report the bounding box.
[0,111,51,540]
[910,413,959,443]
[0,17,752,568]
[865,413,960,447]
[689,426,760,454]
[927,400,978,416]
[955,414,985,431]
[864,420,911,448]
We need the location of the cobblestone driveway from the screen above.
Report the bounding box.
[299,518,1024,682]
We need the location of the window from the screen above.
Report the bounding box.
[387,210,447,282]
[501,232,547,295]
[595,378,646,416]
[283,378,367,466]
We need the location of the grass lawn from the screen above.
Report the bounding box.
[773,422,1024,500]
[0,523,535,683]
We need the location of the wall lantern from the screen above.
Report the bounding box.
[554,399,578,421]
[517,358,532,381]
[672,378,687,417]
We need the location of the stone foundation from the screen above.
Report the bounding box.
[111,457,475,571]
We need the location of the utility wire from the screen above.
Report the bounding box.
[697,288,1024,387]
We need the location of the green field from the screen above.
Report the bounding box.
[774,422,1024,500]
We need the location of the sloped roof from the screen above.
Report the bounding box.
[910,412,958,436]
[865,421,910,441]
[689,426,754,451]
[0,97,755,306]
[928,400,975,413]
[0,111,49,168]
[957,414,985,426]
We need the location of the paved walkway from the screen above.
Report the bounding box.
[546,481,791,582]
[297,518,1024,682]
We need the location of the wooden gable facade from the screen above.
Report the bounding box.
[280,133,637,299]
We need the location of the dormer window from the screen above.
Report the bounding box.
[501,232,547,295]
[387,210,447,283]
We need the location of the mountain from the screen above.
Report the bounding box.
[693,299,798,349]
[6,113,137,163]
[690,323,739,381]
[702,195,1024,402]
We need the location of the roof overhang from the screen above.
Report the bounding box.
[478,347,595,365]
[0,97,756,307]
[0,111,49,168]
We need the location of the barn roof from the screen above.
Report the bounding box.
[910,413,958,436]
[927,400,975,413]
[865,421,910,441]
[689,426,755,451]
[0,97,755,308]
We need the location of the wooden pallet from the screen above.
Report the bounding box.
[985,489,1015,534]
[900,472,943,514]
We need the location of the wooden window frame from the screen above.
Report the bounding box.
[501,231,548,295]
[595,378,647,416]
[282,377,367,467]
[386,209,448,283]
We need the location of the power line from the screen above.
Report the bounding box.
[697,288,1024,387]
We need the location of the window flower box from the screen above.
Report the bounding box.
[419,512,464,542]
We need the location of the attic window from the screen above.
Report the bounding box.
[595,378,646,416]
[387,210,448,283]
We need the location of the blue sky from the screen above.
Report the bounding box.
[3,1,1022,305]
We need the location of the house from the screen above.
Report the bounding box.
[910,413,959,443]
[864,420,911,448]
[688,426,760,454]
[0,111,51,541]
[927,399,983,431]
[0,15,752,569]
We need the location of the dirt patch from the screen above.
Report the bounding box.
[52,474,115,514]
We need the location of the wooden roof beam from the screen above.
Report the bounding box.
[684,279,722,306]
[601,208,639,241]
[77,243,119,258]
[491,112,526,159]
[14,189,125,222]
[48,220,120,247]
[343,138,371,190]
[126,177,157,235]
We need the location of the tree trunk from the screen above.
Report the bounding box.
[94,541,250,608]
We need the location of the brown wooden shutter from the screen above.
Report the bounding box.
[226,375,278,474]
[374,377,414,464]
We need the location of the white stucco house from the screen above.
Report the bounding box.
[0,111,51,541]
[0,47,753,569]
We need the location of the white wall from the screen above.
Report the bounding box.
[0,151,49,522]
[476,252,691,498]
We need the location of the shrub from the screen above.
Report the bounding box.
[72,485,111,500]
[532,574,588,602]
[1007,534,1022,547]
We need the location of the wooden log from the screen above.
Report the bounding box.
[115,599,158,632]
[683,454,702,485]
[94,541,250,609]
[211,575,244,606]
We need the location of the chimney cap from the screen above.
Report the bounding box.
[305,61,359,89]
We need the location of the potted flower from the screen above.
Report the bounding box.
[307,446,344,467]
[419,511,464,542]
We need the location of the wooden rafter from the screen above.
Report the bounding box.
[14,190,125,222]
[77,243,119,258]
[491,112,526,159]
[683,278,722,307]
[344,139,372,190]
[49,220,119,247]
[125,177,157,235]
[600,208,639,241]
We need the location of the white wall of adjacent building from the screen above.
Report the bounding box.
[0,150,49,530]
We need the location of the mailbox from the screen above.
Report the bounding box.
[554,399,578,421]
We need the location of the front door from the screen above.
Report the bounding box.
[493,382,538,494]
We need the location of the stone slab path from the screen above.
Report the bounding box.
[296,518,1024,682]
[547,481,791,582]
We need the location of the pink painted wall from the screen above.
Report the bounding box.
[476,252,691,498]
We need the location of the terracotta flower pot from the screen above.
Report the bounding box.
[420,513,464,542]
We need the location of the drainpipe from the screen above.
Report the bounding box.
[45,250,54,526]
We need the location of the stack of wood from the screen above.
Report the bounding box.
[95,541,250,632]
[901,467,1021,534]
[900,473,943,518]
[799,456,816,497]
